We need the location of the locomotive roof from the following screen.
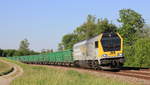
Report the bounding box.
[73,32,118,47]
[73,34,100,47]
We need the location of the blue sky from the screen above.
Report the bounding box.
[0,0,149,51]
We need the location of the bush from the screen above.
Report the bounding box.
[124,38,150,67]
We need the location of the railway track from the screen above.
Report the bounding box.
[114,70,150,80]
[95,67,150,81]
[94,68,150,85]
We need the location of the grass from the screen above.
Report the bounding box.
[0,60,13,76]
[1,58,133,85]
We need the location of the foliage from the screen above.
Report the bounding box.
[17,39,30,56]
[74,15,97,40]
[0,39,39,57]
[0,49,39,57]
[124,38,150,67]
[96,18,117,33]
[61,8,145,50]
[62,33,78,50]
[57,43,64,51]
[118,9,145,45]
[3,49,17,57]
[61,15,117,49]
[19,39,30,51]
[117,9,150,67]
[0,49,4,56]
[0,49,18,57]
[14,39,39,56]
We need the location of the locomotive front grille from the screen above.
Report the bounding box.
[100,57,125,65]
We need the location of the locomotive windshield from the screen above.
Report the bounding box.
[101,33,121,52]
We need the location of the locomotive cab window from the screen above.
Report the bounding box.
[95,41,98,48]
[101,33,121,52]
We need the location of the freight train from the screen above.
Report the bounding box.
[8,32,125,70]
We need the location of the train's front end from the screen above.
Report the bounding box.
[97,32,125,69]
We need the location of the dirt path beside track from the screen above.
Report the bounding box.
[0,60,23,85]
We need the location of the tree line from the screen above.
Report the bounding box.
[0,39,39,57]
[58,9,150,67]
[0,39,53,57]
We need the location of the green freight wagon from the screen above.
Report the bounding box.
[7,50,74,65]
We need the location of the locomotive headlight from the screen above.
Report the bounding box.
[102,54,108,57]
[118,53,123,57]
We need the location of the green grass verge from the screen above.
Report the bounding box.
[0,59,13,76]
[1,58,133,85]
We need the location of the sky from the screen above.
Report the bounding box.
[0,0,149,51]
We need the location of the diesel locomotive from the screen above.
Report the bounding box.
[73,32,125,69]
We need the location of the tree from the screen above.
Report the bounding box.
[124,38,150,67]
[0,49,17,57]
[61,15,117,49]
[19,39,30,51]
[5,49,17,57]
[62,33,78,49]
[17,39,30,56]
[96,18,117,34]
[74,15,97,40]
[74,15,117,41]
[57,43,64,51]
[0,48,3,57]
[0,39,39,57]
[118,9,145,45]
